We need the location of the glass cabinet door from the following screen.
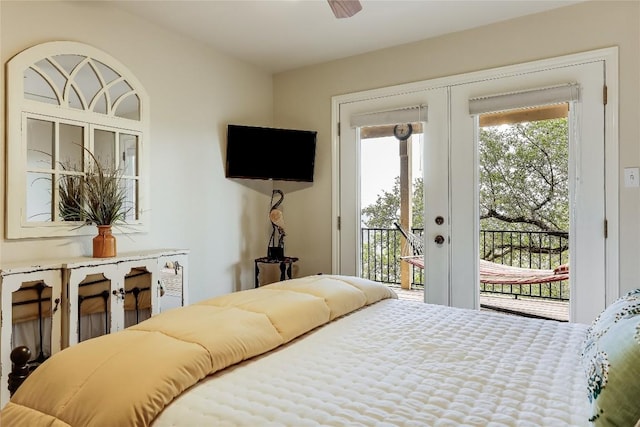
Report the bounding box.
[123,267,152,327]
[158,257,186,312]
[76,273,112,342]
[11,280,58,366]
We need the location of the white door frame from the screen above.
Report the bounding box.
[331,47,619,313]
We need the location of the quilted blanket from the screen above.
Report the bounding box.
[1,275,395,426]
[154,297,591,426]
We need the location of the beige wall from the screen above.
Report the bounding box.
[273,1,640,295]
[0,1,275,302]
[2,1,638,302]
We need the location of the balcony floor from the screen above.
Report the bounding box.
[391,287,569,322]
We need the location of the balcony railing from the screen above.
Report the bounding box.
[361,227,569,301]
[361,227,424,288]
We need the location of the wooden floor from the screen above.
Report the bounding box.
[391,287,569,322]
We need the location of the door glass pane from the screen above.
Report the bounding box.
[26,172,52,222]
[94,129,115,169]
[478,104,570,321]
[359,123,424,293]
[27,118,54,169]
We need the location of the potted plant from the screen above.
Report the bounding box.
[59,151,131,258]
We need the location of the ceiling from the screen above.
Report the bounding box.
[112,0,583,74]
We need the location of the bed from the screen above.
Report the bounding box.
[2,275,639,426]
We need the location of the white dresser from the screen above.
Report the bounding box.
[0,249,188,407]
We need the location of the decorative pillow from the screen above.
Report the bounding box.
[581,289,640,426]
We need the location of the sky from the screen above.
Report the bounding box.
[360,135,423,209]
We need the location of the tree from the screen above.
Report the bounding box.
[361,176,423,229]
[478,118,569,265]
[360,177,424,285]
[479,118,569,233]
[362,118,569,234]
[361,117,569,274]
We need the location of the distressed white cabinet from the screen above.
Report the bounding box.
[64,249,189,346]
[0,261,64,408]
[0,249,188,407]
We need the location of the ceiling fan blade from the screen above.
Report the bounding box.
[327,0,362,19]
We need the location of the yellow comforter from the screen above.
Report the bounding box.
[1,275,396,426]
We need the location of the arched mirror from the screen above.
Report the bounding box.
[6,41,149,238]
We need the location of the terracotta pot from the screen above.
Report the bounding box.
[93,225,116,258]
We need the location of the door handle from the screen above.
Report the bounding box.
[434,235,445,245]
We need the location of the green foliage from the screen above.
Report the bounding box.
[360,118,570,284]
[361,226,424,287]
[361,176,424,228]
[59,150,131,226]
[361,177,424,286]
[362,118,569,234]
[479,118,569,232]
[58,163,84,222]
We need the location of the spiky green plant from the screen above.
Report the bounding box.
[58,173,84,222]
[59,150,131,225]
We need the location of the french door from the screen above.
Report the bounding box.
[333,49,617,323]
[337,88,447,280]
[447,60,606,323]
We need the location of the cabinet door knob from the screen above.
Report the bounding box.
[112,288,125,301]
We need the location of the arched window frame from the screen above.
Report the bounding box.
[6,41,150,239]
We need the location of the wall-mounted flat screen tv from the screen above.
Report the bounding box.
[226,124,317,182]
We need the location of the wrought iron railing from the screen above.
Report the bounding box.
[361,227,569,300]
[361,227,424,288]
[480,229,569,300]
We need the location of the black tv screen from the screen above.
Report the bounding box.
[226,124,317,182]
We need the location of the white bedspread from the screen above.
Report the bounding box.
[154,299,590,426]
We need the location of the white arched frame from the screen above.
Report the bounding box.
[6,41,150,238]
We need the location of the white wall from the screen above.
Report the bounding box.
[273,1,640,295]
[0,1,275,302]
